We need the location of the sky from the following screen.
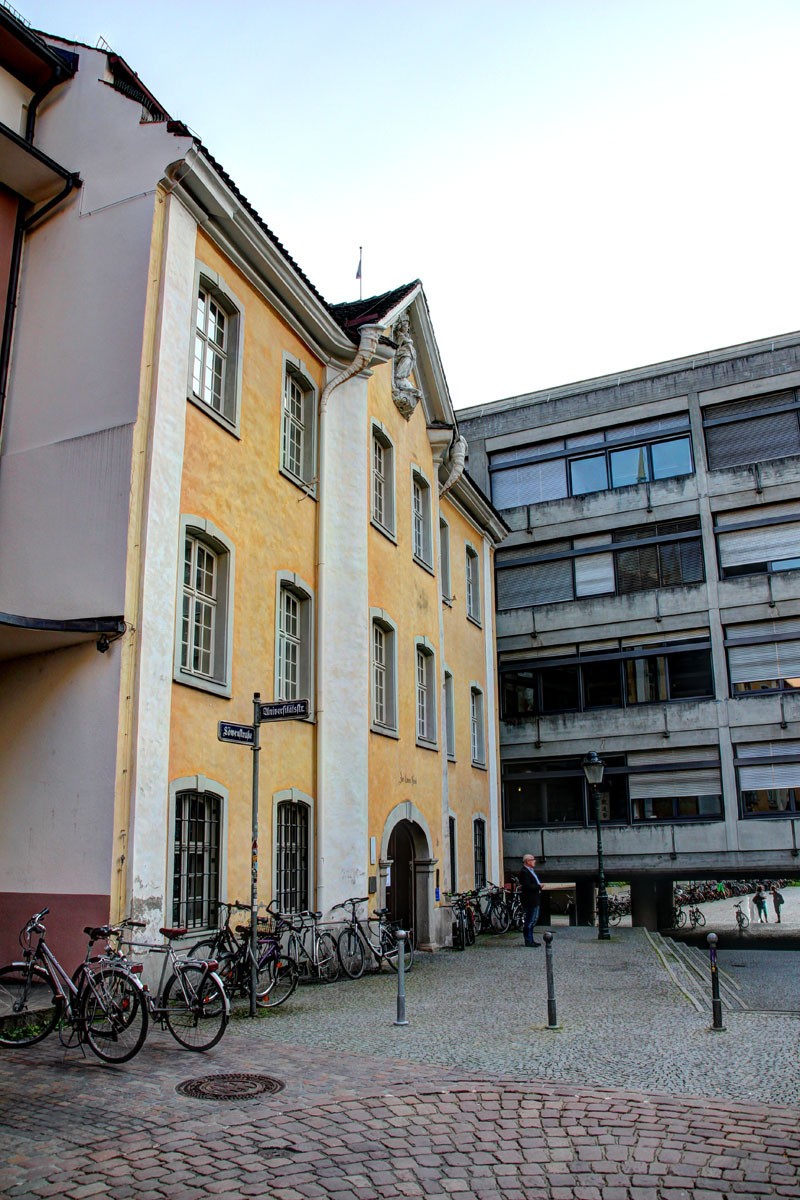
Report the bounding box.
[19,0,800,409]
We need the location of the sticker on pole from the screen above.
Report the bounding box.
[217,721,255,745]
[259,699,309,722]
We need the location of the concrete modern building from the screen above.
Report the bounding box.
[0,10,506,965]
[460,334,800,927]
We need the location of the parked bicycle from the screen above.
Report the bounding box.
[189,901,299,1008]
[283,910,340,983]
[334,897,414,977]
[472,883,511,934]
[446,892,477,950]
[0,908,148,1063]
[687,904,706,930]
[98,919,229,1050]
[735,901,750,932]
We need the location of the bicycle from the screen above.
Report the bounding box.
[472,884,511,934]
[0,908,148,1063]
[334,897,414,978]
[445,892,473,951]
[98,919,229,1050]
[188,901,299,1008]
[688,904,706,930]
[670,905,687,929]
[284,911,340,983]
[735,902,749,932]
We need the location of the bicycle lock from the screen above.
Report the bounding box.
[707,932,725,1032]
[544,931,560,1030]
[393,930,409,1026]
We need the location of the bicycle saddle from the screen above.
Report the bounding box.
[372,908,390,917]
[84,925,112,939]
[159,927,188,939]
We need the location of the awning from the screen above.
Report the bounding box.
[0,613,125,662]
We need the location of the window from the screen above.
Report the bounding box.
[371,610,398,735]
[489,413,692,509]
[448,814,457,891]
[415,638,437,747]
[716,502,800,579]
[736,741,800,816]
[281,354,318,489]
[444,669,456,760]
[465,544,481,623]
[172,788,221,930]
[726,617,800,694]
[275,573,314,710]
[175,517,235,697]
[411,467,433,569]
[627,749,722,822]
[275,799,309,912]
[703,389,800,471]
[440,518,452,600]
[500,638,714,719]
[189,265,242,432]
[470,685,486,766]
[473,818,487,888]
[495,519,703,611]
[371,423,395,537]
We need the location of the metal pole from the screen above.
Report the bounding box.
[707,932,725,1031]
[543,931,559,1029]
[250,692,262,1018]
[394,930,408,1026]
[593,784,610,940]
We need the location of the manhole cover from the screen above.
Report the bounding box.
[176,1073,285,1101]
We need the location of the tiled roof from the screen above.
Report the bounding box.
[330,282,421,334]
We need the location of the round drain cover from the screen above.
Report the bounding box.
[176,1073,285,1101]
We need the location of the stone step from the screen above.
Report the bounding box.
[645,930,749,1013]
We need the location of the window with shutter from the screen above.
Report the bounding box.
[736,741,800,815]
[704,390,800,470]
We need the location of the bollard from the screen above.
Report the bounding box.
[707,932,725,1032]
[543,931,560,1030]
[394,929,409,1026]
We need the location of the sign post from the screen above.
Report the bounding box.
[250,693,262,1017]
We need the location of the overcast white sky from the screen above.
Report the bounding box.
[21,0,800,408]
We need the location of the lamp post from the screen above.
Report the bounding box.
[583,751,610,941]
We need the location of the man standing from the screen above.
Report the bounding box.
[519,853,542,947]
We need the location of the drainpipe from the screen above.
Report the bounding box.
[315,323,383,912]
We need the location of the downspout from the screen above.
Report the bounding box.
[315,323,383,911]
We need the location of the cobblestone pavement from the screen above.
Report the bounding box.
[1,927,799,1199]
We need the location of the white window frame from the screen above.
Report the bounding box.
[281,352,319,494]
[371,420,396,540]
[174,516,235,697]
[370,608,399,737]
[465,542,481,625]
[470,682,486,767]
[414,636,438,748]
[410,465,433,572]
[440,516,452,602]
[274,572,315,716]
[272,788,315,913]
[167,775,229,934]
[444,668,456,761]
[187,263,243,437]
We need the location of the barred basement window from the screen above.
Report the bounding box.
[275,800,309,912]
[473,818,487,888]
[172,790,221,930]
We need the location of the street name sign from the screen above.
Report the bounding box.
[259,699,309,722]
[217,721,255,745]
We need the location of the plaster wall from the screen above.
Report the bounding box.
[0,65,31,134]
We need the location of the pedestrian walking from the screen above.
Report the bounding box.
[519,853,542,947]
[772,886,785,924]
[754,884,768,923]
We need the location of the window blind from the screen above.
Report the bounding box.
[737,741,800,790]
[628,768,722,799]
[706,411,800,470]
[718,520,800,568]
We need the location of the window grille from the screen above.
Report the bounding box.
[172,790,221,929]
[473,819,487,888]
[275,801,309,912]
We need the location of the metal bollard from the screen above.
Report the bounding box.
[707,932,725,1032]
[394,929,409,1026]
[543,931,560,1030]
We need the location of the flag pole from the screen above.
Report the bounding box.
[357,245,363,300]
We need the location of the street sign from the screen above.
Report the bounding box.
[217,720,255,745]
[259,699,309,722]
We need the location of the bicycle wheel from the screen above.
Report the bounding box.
[490,901,511,934]
[0,964,61,1047]
[674,908,687,928]
[383,927,414,972]
[81,966,148,1064]
[337,928,365,979]
[164,966,228,1051]
[610,907,623,927]
[452,909,465,950]
[465,905,477,945]
[316,932,340,983]
[257,955,299,1008]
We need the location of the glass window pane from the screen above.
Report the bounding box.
[625,656,667,703]
[570,455,608,496]
[540,666,580,712]
[582,660,622,708]
[616,544,659,593]
[651,436,692,480]
[501,671,537,718]
[610,445,650,487]
[667,650,713,699]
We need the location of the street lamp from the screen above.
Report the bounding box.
[583,750,610,941]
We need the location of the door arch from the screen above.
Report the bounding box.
[380,802,437,948]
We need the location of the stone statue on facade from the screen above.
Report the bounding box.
[392,315,422,419]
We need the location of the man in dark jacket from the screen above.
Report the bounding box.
[519,853,542,947]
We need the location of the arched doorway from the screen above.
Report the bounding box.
[380,802,437,948]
